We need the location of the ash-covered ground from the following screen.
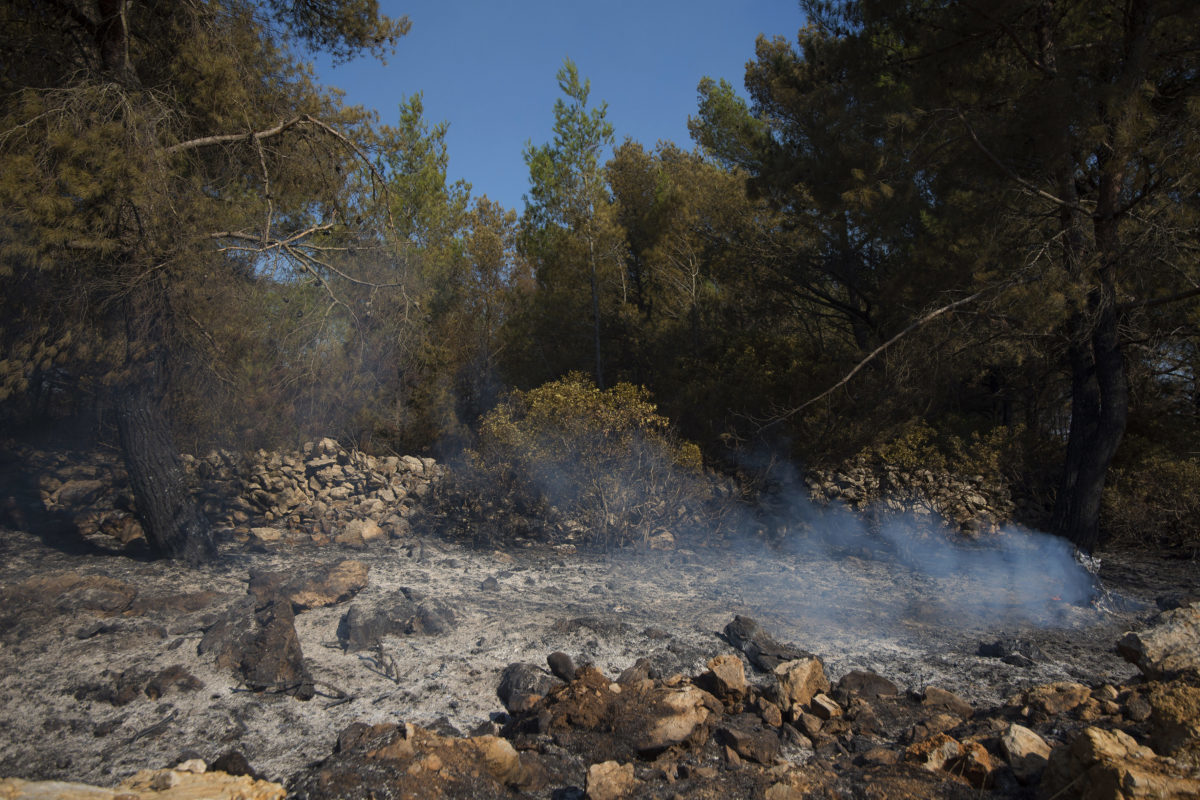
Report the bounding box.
[0,515,1191,788]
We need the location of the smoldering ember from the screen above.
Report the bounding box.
[1,436,1198,800]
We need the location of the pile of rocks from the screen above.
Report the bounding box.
[282,611,1200,800]
[805,455,1015,535]
[14,438,442,549]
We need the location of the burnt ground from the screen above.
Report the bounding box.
[0,515,1194,789]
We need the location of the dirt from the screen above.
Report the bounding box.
[0,516,1194,789]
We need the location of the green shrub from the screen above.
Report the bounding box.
[452,373,708,549]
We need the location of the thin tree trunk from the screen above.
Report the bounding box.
[115,380,217,564]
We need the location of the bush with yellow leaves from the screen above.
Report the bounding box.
[449,373,709,549]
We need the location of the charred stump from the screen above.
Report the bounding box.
[114,381,216,564]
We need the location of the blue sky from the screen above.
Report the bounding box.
[312,1,806,212]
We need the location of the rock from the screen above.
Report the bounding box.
[695,653,746,704]
[343,518,385,543]
[905,733,963,772]
[585,760,639,800]
[497,662,556,713]
[921,686,973,718]
[810,693,842,721]
[1000,723,1051,784]
[723,616,812,672]
[335,594,456,651]
[950,740,996,789]
[774,658,829,708]
[835,669,898,701]
[1147,681,1200,760]
[1043,725,1200,800]
[1018,681,1091,717]
[547,651,576,682]
[633,684,723,756]
[1118,606,1200,679]
[0,770,286,799]
[252,560,369,611]
[715,714,782,764]
[198,598,313,699]
[978,637,1043,667]
[249,527,282,544]
[53,479,106,507]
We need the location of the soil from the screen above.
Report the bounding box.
[0,513,1194,790]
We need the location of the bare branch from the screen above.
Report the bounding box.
[164,116,306,154]
[955,110,1093,215]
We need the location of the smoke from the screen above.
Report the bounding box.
[725,462,1102,632]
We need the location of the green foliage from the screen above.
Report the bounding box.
[456,374,707,549]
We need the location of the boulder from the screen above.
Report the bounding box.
[585,761,639,800]
[632,684,723,756]
[497,662,557,713]
[198,598,313,699]
[343,518,385,544]
[0,769,285,799]
[723,616,812,672]
[695,653,746,704]
[1014,681,1091,718]
[1043,725,1200,800]
[1000,723,1051,785]
[250,560,369,611]
[1147,681,1200,760]
[905,733,963,772]
[715,714,782,765]
[774,658,829,709]
[1118,607,1200,679]
[835,669,898,701]
[336,593,456,652]
[921,686,973,719]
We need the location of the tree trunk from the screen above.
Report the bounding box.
[115,380,217,564]
[1051,298,1129,552]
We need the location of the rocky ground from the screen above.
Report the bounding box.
[0,443,1198,799]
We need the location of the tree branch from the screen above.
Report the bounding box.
[955,110,1093,215]
[768,282,1007,425]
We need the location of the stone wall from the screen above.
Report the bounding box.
[804,455,1015,535]
[17,438,442,549]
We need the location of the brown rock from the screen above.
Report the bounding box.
[716,714,782,765]
[585,761,639,800]
[697,653,746,704]
[1042,725,1200,800]
[836,669,898,700]
[1021,681,1092,717]
[344,518,386,543]
[810,693,842,721]
[905,733,963,772]
[0,770,286,799]
[921,686,973,718]
[635,685,723,756]
[1000,723,1051,785]
[1118,607,1200,679]
[1147,681,1200,760]
[775,658,829,708]
[948,740,995,789]
[283,560,370,611]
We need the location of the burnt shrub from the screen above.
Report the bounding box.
[439,373,715,549]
